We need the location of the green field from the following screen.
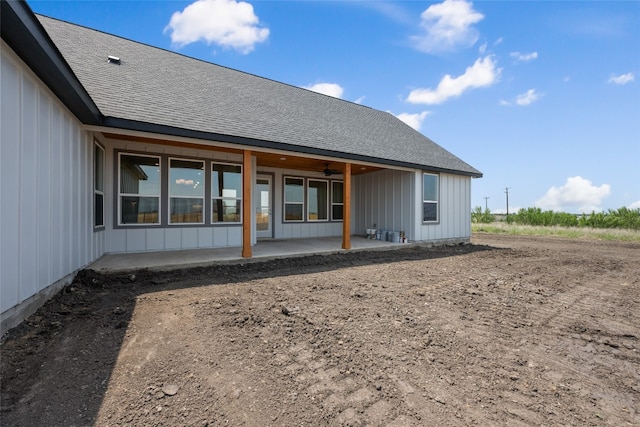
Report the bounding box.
[471,206,640,242]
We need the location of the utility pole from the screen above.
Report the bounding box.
[483,196,490,211]
[505,187,511,217]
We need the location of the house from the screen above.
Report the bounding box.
[0,0,482,333]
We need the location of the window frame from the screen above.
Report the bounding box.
[117,152,162,226]
[211,162,243,224]
[93,141,105,230]
[307,178,329,222]
[283,176,343,223]
[331,180,344,221]
[168,157,205,225]
[283,176,305,222]
[422,172,439,223]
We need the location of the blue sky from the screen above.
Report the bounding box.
[29,0,640,213]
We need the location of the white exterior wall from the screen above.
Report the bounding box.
[352,169,415,237]
[1,43,102,332]
[353,169,471,242]
[414,171,472,242]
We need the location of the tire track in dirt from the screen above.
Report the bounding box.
[4,236,639,426]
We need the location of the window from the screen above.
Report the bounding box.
[94,142,105,228]
[284,177,304,221]
[283,177,342,223]
[423,173,439,222]
[331,181,344,221]
[170,158,204,224]
[307,179,328,221]
[212,163,242,223]
[119,153,161,224]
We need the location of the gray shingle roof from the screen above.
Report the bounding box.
[36,15,481,177]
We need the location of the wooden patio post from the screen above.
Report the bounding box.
[342,162,351,250]
[242,150,252,258]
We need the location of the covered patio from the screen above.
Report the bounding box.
[88,236,412,273]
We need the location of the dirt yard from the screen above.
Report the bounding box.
[1,234,639,426]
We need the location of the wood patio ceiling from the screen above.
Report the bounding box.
[102,132,381,176]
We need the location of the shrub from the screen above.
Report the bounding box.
[472,206,495,223]
[505,207,640,230]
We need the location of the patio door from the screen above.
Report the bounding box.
[255,175,272,238]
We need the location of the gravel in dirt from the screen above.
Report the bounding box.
[1,234,639,426]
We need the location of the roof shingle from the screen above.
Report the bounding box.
[37,15,482,177]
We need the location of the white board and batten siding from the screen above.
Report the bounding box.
[1,43,104,332]
[415,172,472,243]
[353,169,416,238]
[353,169,471,243]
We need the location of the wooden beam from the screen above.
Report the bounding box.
[342,162,351,250]
[242,150,252,258]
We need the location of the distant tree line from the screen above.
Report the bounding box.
[472,206,640,230]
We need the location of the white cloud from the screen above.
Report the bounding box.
[516,89,541,106]
[500,88,542,106]
[535,176,611,213]
[407,56,500,105]
[510,51,538,62]
[354,96,366,104]
[363,1,414,25]
[478,41,487,54]
[394,111,431,131]
[164,0,269,54]
[629,200,640,209]
[411,0,484,53]
[608,72,634,85]
[304,83,344,99]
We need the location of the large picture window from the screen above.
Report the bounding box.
[331,181,344,221]
[170,158,204,224]
[284,177,304,221]
[212,163,242,223]
[119,154,161,224]
[423,173,439,222]
[94,142,105,228]
[307,179,328,221]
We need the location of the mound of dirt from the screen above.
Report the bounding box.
[2,234,639,426]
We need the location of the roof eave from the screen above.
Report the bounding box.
[1,0,102,125]
[102,116,483,178]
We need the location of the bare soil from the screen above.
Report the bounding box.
[1,234,639,426]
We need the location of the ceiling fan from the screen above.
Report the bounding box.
[322,163,341,176]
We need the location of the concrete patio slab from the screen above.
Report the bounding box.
[88,236,413,273]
